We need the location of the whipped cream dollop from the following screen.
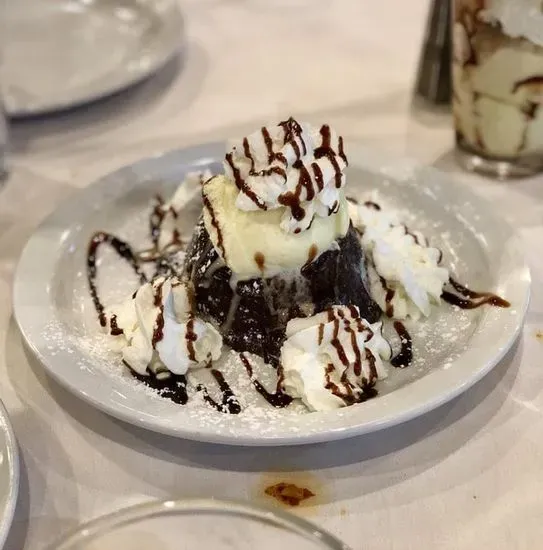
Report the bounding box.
[480,0,543,47]
[104,276,222,377]
[202,174,349,280]
[349,198,449,320]
[224,117,348,234]
[153,170,213,252]
[280,306,391,412]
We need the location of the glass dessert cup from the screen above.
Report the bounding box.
[48,499,351,550]
[452,1,543,179]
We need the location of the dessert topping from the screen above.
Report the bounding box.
[224,117,348,234]
[280,306,391,411]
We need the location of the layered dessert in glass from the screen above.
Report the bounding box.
[452,0,543,177]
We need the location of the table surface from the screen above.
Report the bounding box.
[2,0,543,548]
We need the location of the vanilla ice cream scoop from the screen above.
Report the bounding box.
[104,277,222,377]
[201,174,350,280]
[224,117,348,234]
[280,306,391,412]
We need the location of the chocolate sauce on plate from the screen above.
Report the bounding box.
[442,277,510,310]
[196,369,241,414]
[87,201,246,414]
[87,231,147,327]
[378,276,395,318]
[240,353,293,408]
[149,195,167,249]
[391,321,413,368]
[127,364,189,405]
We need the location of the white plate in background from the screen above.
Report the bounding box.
[2,0,184,117]
[13,143,530,445]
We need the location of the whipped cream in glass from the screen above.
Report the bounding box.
[452,0,543,177]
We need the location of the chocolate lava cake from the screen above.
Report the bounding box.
[182,218,381,366]
[175,118,381,364]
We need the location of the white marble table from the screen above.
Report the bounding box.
[2,0,543,548]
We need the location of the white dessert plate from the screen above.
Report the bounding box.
[0,401,19,548]
[2,0,183,117]
[13,143,530,446]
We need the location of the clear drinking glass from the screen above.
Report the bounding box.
[0,0,7,182]
[452,0,543,178]
[48,499,351,550]
[0,102,7,181]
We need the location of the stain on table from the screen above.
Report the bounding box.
[264,482,315,507]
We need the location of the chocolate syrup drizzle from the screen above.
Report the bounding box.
[240,353,293,408]
[442,277,510,310]
[196,369,241,414]
[313,307,380,405]
[127,363,189,405]
[512,76,543,95]
[348,198,510,318]
[391,322,413,368]
[232,117,346,227]
[87,231,147,327]
[202,194,227,261]
[87,200,242,414]
[88,143,512,416]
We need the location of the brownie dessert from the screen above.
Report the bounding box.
[183,216,381,365]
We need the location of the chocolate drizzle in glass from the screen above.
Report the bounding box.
[442,277,510,310]
[512,76,543,95]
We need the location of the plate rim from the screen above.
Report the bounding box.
[0,400,20,548]
[5,0,185,118]
[13,143,531,446]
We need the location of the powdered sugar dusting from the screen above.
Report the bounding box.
[45,165,497,434]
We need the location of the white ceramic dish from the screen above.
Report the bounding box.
[2,0,183,117]
[13,143,530,446]
[0,400,19,548]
